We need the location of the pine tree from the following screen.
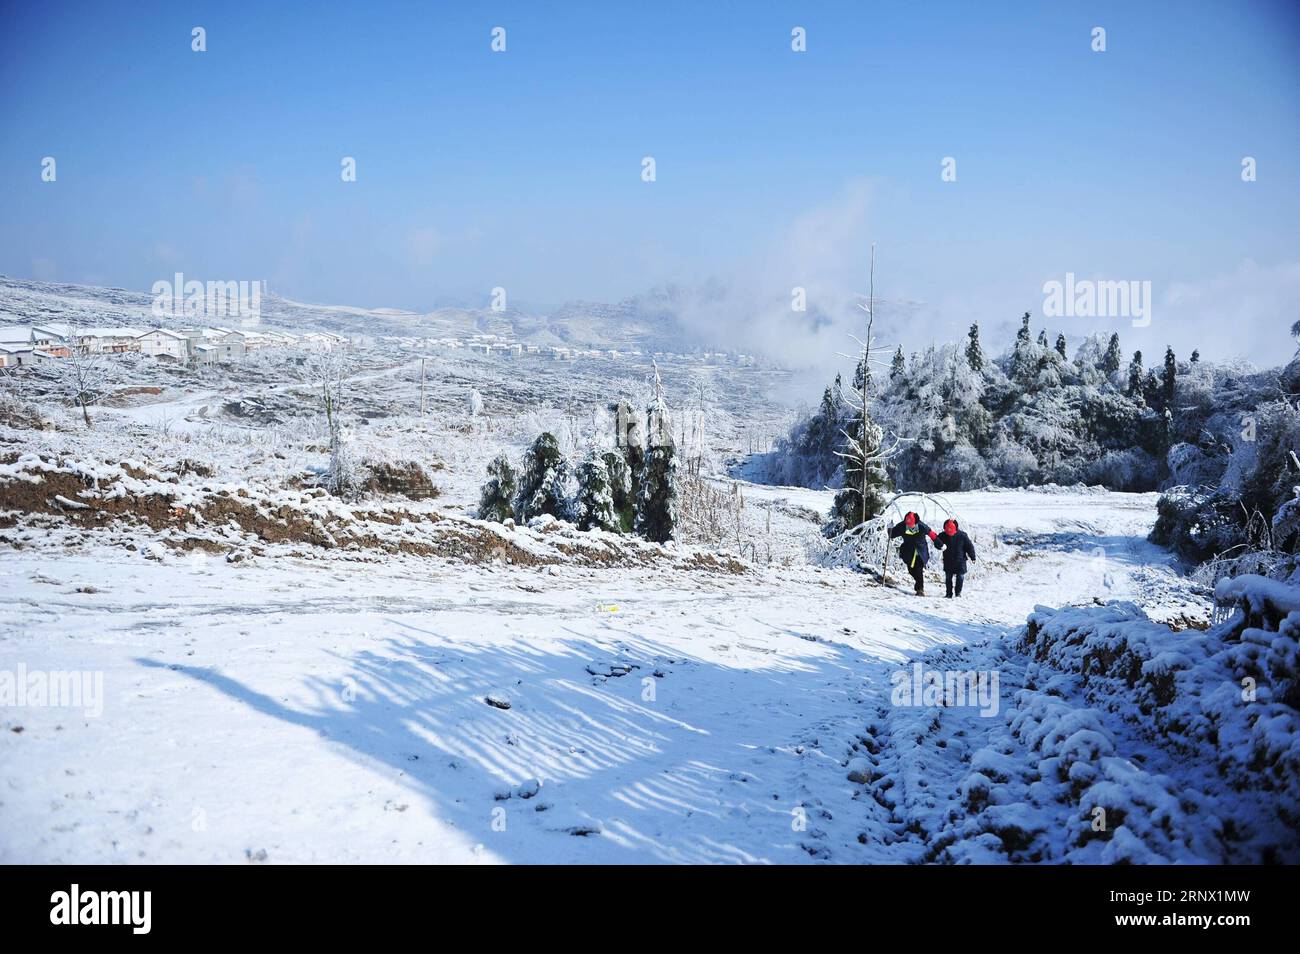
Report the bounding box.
[1143,368,1162,408]
[478,454,517,522]
[1161,346,1177,408]
[966,323,983,371]
[1037,328,1049,349]
[602,450,635,532]
[1190,349,1200,364]
[614,398,644,506]
[1016,312,1032,346]
[575,455,620,532]
[890,346,905,380]
[830,414,891,532]
[1008,312,1039,385]
[1102,333,1122,375]
[853,354,870,393]
[1127,350,1144,397]
[1055,333,1068,359]
[829,244,894,532]
[634,362,679,542]
[515,432,572,522]
[635,435,678,542]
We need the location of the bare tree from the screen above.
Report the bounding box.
[60,322,112,428]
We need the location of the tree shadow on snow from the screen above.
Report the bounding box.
[135,617,909,864]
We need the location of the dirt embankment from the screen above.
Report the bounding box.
[0,453,746,574]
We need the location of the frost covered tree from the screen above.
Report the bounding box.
[1102,333,1123,376]
[467,387,484,418]
[575,455,620,532]
[478,454,517,522]
[890,346,905,380]
[1055,333,1068,359]
[828,245,896,532]
[614,397,645,506]
[966,323,983,372]
[1127,350,1145,397]
[1008,312,1040,386]
[515,431,572,522]
[1037,328,1049,349]
[601,449,635,532]
[1162,346,1177,409]
[318,351,360,499]
[59,323,111,428]
[635,438,677,542]
[634,361,679,542]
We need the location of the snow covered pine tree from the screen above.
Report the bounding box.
[575,454,621,532]
[515,432,573,522]
[478,454,518,522]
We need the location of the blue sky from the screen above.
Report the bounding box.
[1,0,1298,363]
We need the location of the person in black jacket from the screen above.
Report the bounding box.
[934,518,976,598]
[888,511,938,595]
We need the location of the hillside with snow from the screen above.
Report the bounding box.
[1,285,1297,864]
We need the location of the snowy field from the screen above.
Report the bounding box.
[1,482,1225,864]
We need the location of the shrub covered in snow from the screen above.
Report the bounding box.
[515,431,573,523]
[477,454,517,522]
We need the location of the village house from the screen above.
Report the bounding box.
[0,344,34,368]
[28,325,72,357]
[78,328,143,353]
[136,328,191,361]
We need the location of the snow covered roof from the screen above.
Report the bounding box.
[136,328,189,340]
[77,327,144,338]
[0,326,32,344]
[32,323,72,338]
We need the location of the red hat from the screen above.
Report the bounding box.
[904,512,917,527]
[944,518,957,534]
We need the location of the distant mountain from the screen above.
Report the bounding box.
[0,275,734,354]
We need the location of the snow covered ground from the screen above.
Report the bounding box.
[3,481,1238,864]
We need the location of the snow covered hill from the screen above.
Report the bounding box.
[8,479,1289,865]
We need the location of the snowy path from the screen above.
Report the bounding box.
[107,357,422,431]
[0,488,1207,863]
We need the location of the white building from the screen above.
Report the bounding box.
[137,329,191,361]
[0,345,33,368]
[78,328,143,353]
[30,349,63,366]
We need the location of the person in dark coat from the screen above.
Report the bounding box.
[934,518,976,598]
[888,511,938,595]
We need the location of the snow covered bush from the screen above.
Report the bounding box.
[515,431,573,522]
[635,425,678,543]
[574,455,621,533]
[601,449,635,532]
[477,454,517,522]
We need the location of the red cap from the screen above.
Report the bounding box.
[905,512,917,527]
[944,519,957,534]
